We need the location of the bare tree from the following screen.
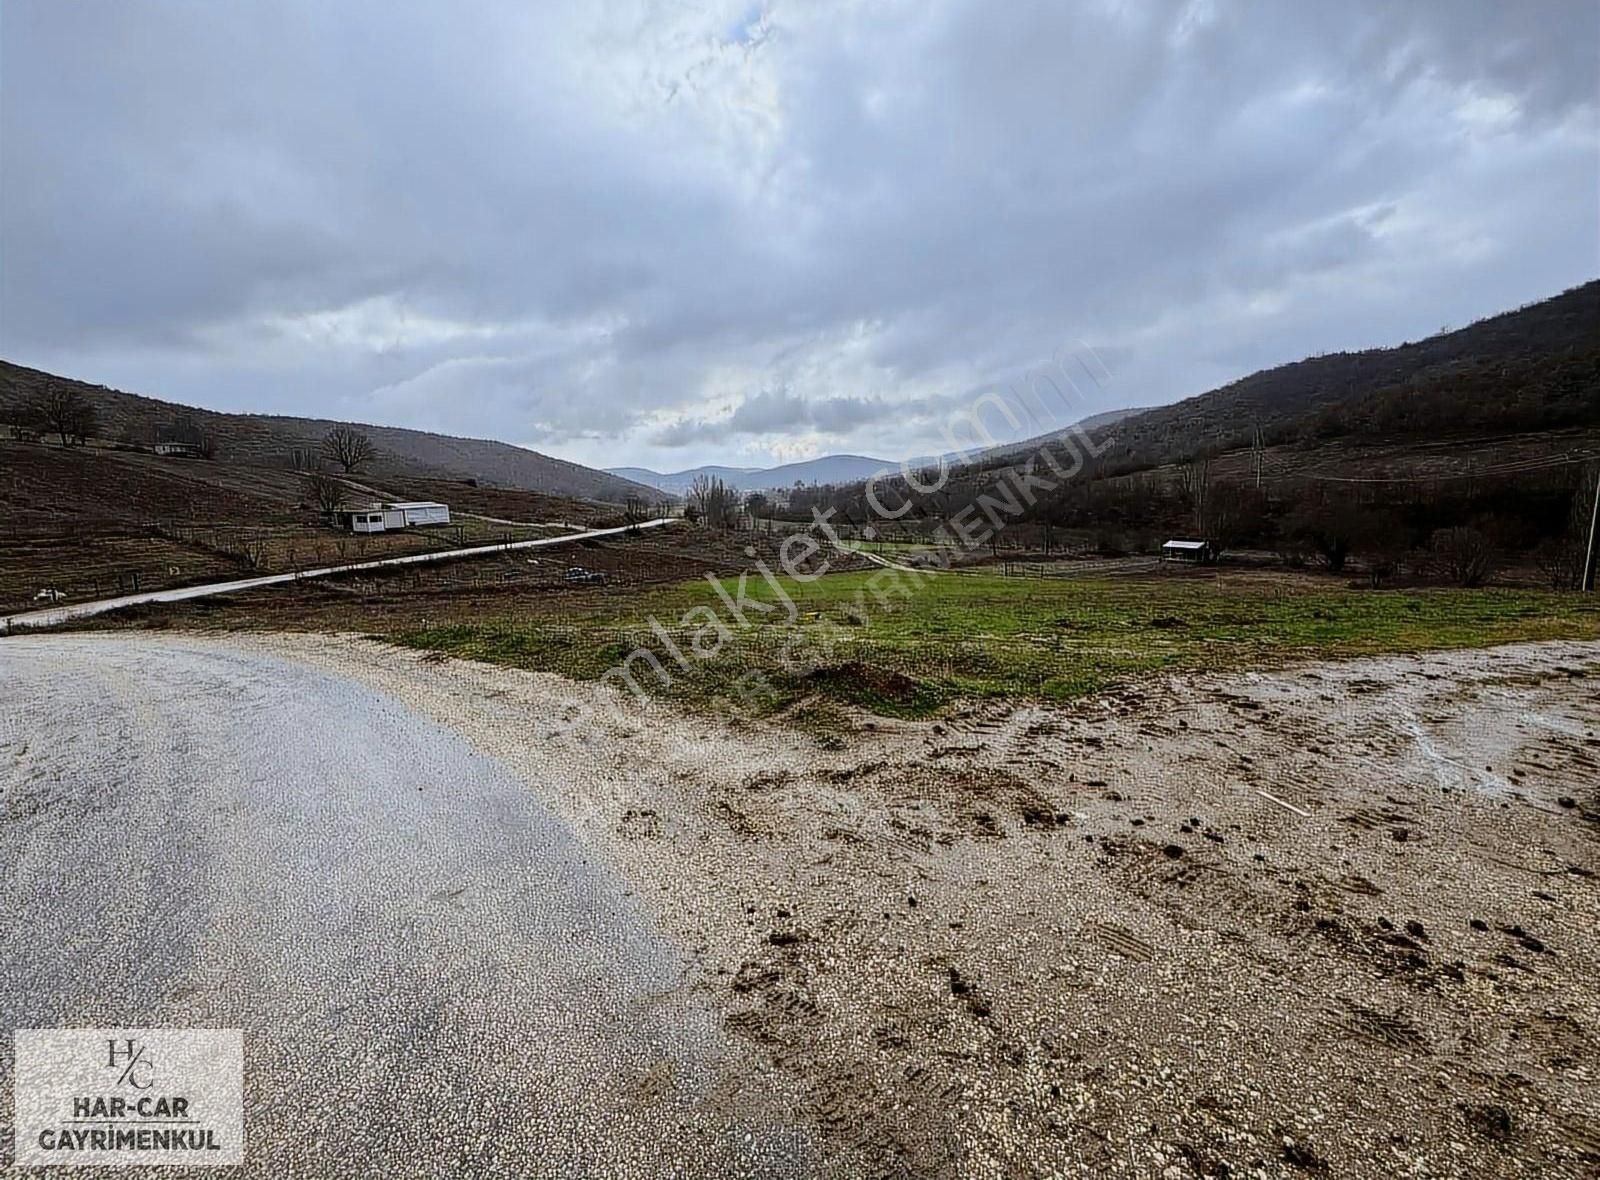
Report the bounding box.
[1038,495,1066,556]
[688,474,714,521]
[623,495,648,529]
[1286,497,1364,572]
[1535,536,1585,590]
[237,537,268,571]
[1528,464,1599,589]
[1206,480,1267,549]
[27,382,99,446]
[1429,526,1496,587]
[688,474,735,528]
[322,425,375,472]
[162,413,201,446]
[743,492,771,533]
[1357,511,1411,588]
[1178,454,1213,536]
[160,413,219,459]
[302,471,348,516]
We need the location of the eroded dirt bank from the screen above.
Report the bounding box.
[238,634,1600,1178]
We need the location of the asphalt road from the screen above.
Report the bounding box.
[0,635,814,1177]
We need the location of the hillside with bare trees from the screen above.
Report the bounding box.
[0,361,664,504]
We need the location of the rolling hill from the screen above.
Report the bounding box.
[1085,280,1600,474]
[0,360,664,504]
[953,407,1152,469]
[877,282,1600,490]
[791,282,1600,569]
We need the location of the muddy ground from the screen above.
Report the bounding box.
[239,633,1600,1178]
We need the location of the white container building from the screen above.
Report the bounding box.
[338,501,451,533]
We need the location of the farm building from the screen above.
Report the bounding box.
[153,441,202,458]
[335,501,451,533]
[1161,539,1216,564]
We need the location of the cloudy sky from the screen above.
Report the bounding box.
[2,1,1595,473]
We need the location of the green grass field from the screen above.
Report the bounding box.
[392,570,1600,716]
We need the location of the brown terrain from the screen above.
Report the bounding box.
[225,631,1600,1179]
[0,360,666,502]
[64,527,850,635]
[0,435,652,616]
[2,285,1597,1178]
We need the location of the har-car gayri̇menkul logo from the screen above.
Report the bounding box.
[12,1029,244,1166]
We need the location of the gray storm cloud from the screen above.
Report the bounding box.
[1,0,1594,470]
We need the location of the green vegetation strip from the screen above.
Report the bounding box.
[393,572,1600,717]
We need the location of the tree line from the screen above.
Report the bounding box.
[10,382,101,446]
[739,448,1598,590]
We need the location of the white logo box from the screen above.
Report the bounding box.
[13,1029,244,1167]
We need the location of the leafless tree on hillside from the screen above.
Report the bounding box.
[1178,453,1213,536]
[302,470,349,516]
[161,413,218,459]
[27,382,99,447]
[322,425,376,472]
[236,536,268,571]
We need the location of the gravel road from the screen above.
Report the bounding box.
[0,635,815,1177]
[253,631,1600,1177]
[0,517,675,633]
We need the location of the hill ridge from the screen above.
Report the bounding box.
[0,361,663,503]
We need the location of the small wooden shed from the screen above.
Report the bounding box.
[1161,539,1216,564]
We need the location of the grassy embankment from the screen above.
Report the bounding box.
[392,570,1600,716]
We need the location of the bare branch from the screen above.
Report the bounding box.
[322,425,376,473]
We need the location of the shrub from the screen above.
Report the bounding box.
[1429,527,1496,587]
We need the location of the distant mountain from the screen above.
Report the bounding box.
[610,453,896,494]
[0,361,663,504]
[614,411,1158,495]
[608,464,761,494]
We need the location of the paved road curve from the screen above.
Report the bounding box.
[0,517,676,634]
[0,635,814,1177]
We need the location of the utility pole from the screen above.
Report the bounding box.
[1251,421,1264,490]
[1583,463,1600,592]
